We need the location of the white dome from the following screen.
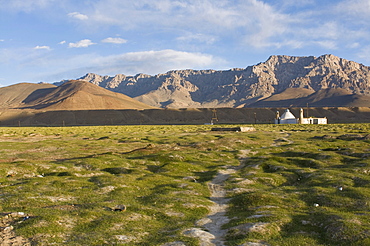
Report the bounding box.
[280,109,296,119]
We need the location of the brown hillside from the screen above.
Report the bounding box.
[0,83,57,108]
[247,88,370,108]
[306,88,351,103]
[264,88,315,101]
[23,80,156,110]
[0,81,155,110]
[248,88,315,107]
[305,88,370,107]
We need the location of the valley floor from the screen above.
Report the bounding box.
[0,124,369,245]
[1,107,370,127]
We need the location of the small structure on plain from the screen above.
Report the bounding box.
[275,108,327,124]
[211,126,256,132]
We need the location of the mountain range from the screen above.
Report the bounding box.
[1,54,370,126]
[71,54,370,108]
[1,54,369,111]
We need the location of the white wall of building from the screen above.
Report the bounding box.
[275,118,298,124]
[301,118,327,124]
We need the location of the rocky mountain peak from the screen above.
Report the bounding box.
[79,73,104,85]
[62,54,370,108]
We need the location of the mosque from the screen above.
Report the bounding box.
[275,108,327,124]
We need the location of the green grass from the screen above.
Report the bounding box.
[0,124,369,245]
[225,124,370,246]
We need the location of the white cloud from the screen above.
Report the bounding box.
[356,45,370,62]
[348,42,360,49]
[114,49,218,69]
[82,0,294,49]
[236,1,370,51]
[0,48,223,83]
[177,33,216,45]
[68,12,89,20]
[101,37,127,44]
[34,45,51,50]
[39,49,226,82]
[334,0,370,42]
[275,0,315,10]
[69,39,96,48]
[82,1,223,29]
[336,0,370,18]
[0,0,55,12]
[1,0,369,53]
[314,40,338,50]
[290,21,341,49]
[85,49,225,76]
[82,0,360,52]
[0,0,290,50]
[59,40,66,45]
[238,0,293,49]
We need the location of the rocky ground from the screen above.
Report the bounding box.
[0,212,31,246]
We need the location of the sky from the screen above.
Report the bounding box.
[1,0,370,86]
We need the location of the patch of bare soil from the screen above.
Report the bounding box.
[0,212,31,246]
[272,132,293,146]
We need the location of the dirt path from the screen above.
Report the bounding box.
[188,167,235,246]
[205,168,236,245]
[189,150,253,246]
[184,133,293,245]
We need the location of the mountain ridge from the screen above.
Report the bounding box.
[72,54,370,108]
[0,80,155,110]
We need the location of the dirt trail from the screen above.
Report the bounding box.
[192,150,253,246]
[203,168,236,245]
[188,132,293,246]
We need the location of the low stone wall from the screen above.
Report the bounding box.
[211,127,256,132]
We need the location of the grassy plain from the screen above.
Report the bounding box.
[0,124,369,245]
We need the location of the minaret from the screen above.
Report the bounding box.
[275,111,280,124]
[299,108,304,124]
[211,109,218,124]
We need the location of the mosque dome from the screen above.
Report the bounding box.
[280,109,296,119]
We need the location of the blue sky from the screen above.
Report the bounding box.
[1,0,370,86]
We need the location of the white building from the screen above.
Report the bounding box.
[275,109,298,124]
[275,108,327,124]
[298,108,327,124]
